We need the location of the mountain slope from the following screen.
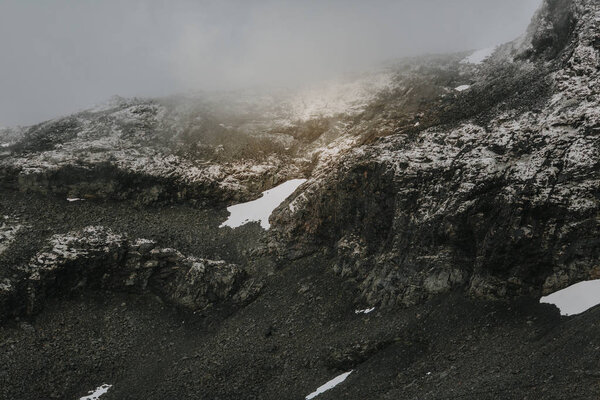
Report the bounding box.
[1,0,599,399]
[270,0,600,307]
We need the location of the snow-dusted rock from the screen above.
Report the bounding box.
[0,71,397,206]
[0,226,261,320]
[270,0,600,307]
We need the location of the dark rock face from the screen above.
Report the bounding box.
[0,226,260,321]
[270,0,600,307]
[522,0,578,60]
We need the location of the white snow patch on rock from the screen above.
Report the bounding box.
[306,371,353,399]
[355,307,375,314]
[67,198,85,202]
[455,85,471,92]
[80,384,112,400]
[540,279,600,316]
[220,179,306,230]
[462,46,496,64]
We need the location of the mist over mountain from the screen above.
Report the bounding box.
[0,0,541,126]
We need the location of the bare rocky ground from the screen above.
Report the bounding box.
[1,0,600,398]
[1,191,599,400]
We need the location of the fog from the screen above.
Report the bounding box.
[0,0,541,126]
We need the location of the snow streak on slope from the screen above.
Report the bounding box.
[462,46,496,64]
[540,280,600,316]
[80,384,112,400]
[355,307,375,314]
[220,179,306,229]
[306,371,353,399]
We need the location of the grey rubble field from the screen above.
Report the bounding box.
[1,0,600,399]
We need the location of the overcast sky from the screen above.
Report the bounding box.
[0,0,542,126]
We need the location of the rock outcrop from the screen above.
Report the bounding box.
[0,73,397,206]
[270,0,600,306]
[0,101,303,206]
[0,226,261,320]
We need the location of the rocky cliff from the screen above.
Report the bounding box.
[0,225,261,321]
[270,0,600,307]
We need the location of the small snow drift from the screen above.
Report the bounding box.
[220,179,306,230]
[306,371,353,400]
[540,279,600,316]
[80,384,112,400]
[462,46,496,64]
[355,307,375,314]
[67,198,85,202]
[455,85,471,92]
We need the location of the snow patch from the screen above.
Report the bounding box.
[455,85,471,92]
[355,307,375,314]
[220,179,306,230]
[462,46,496,64]
[540,279,600,316]
[306,371,353,399]
[80,384,112,400]
[67,198,85,202]
[133,238,155,246]
[0,143,9,148]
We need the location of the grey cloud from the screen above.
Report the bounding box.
[0,0,541,126]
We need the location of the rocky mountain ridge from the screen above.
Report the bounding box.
[270,0,600,308]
